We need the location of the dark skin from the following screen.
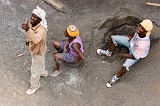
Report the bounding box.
[107,24,147,78]
[108,24,147,60]
[22,13,42,31]
[119,24,147,60]
[53,30,85,71]
[22,13,42,46]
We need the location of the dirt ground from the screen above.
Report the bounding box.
[0,0,160,106]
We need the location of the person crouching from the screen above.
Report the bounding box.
[50,25,85,77]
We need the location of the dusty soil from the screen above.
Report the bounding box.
[0,0,160,106]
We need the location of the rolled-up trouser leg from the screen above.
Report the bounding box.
[111,35,130,48]
[30,54,45,89]
[123,58,139,71]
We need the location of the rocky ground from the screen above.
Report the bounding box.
[0,0,160,106]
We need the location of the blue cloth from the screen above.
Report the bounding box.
[111,35,139,71]
[59,41,74,63]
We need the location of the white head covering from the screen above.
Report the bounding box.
[32,6,48,30]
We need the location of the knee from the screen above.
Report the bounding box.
[53,41,59,47]
[123,64,130,71]
[111,35,116,41]
[111,35,117,42]
[123,59,138,71]
[111,35,115,39]
[54,54,59,61]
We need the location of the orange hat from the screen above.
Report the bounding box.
[67,25,79,37]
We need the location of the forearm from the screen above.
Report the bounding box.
[122,53,135,59]
[64,40,69,48]
[26,29,42,44]
[26,26,46,44]
[78,52,85,61]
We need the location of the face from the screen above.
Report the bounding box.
[136,24,147,37]
[30,13,41,27]
[64,30,70,37]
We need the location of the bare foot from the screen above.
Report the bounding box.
[50,70,62,78]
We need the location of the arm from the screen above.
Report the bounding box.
[63,40,69,53]
[22,20,44,44]
[119,53,135,59]
[72,43,85,61]
[22,19,30,31]
[26,27,45,44]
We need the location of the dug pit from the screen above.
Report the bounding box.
[97,16,160,63]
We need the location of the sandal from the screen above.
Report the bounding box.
[50,70,62,78]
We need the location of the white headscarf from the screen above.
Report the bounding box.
[32,6,48,30]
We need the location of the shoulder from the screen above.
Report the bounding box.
[38,25,46,31]
[72,42,80,46]
[75,36,82,42]
[37,25,46,34]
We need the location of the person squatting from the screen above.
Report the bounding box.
[22,6,153,95]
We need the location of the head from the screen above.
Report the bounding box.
[64,29,70,37]
[136,24,147,38]
[30,13,42,27]
[137,19,153,37]
[31,6,47,29]
[64,25,79,38]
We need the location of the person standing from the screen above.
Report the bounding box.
[22,6,48,95]
[97,19,153,88]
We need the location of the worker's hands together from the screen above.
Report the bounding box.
[22,19,30,31]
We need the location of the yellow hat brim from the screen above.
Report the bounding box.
[140,19,153,36]
[67,27,79,37]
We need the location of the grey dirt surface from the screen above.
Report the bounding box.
[0,0,160,106]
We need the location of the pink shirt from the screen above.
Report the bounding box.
[69,36,84,57]
[130,33,150,59]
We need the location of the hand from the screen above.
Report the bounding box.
[22,19,30,31]
[119,53,124,59]
[26,40,29,46]
[63,47,68,53]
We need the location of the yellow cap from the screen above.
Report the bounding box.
[140,19,153,36]
[67,25,79,37]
